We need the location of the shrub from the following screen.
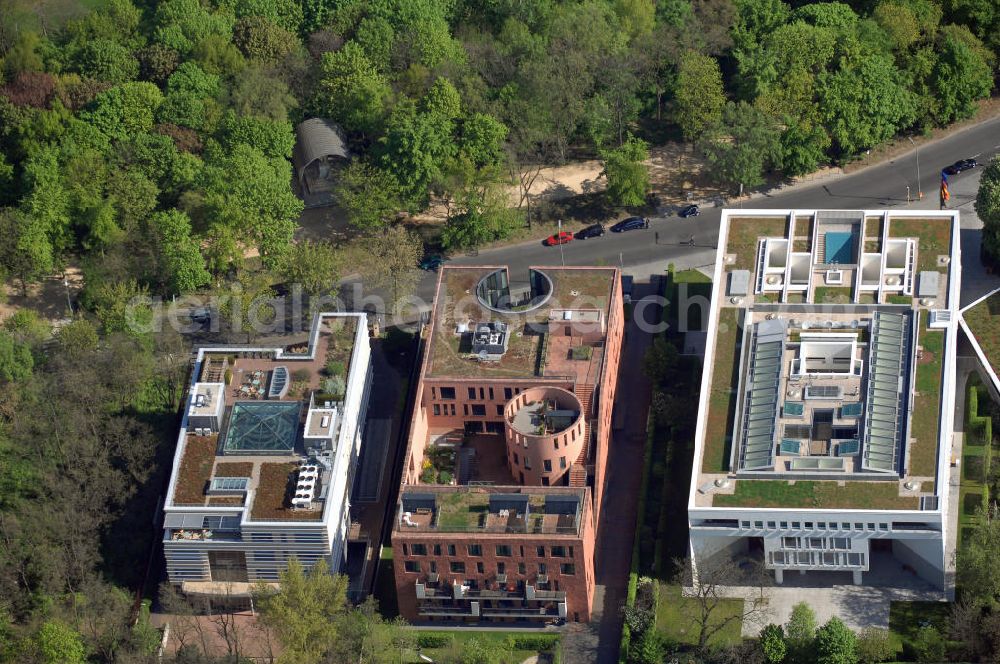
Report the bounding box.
[510,635,559,650]
[291,368,311,382]
[326,359,345,377]
[416,633,452,648]
[322,375,345,399]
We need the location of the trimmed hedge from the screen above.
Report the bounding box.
[416,634,453,648]
[967,382,993,446]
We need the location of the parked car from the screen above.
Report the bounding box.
[678,204,700,218]
[419,254,444,271]
[546,231,574,246]
[943,158,978,175]
[610,216,649,232]
[575,223,606,239]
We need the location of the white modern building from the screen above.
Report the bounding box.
[162,312,372,594]
[688,210,960,590]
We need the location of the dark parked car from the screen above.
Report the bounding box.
[678,204,700,218]
[611,216,649,232]
[943,158,978,175]
[419,254,445,271]
[575,223,606,239]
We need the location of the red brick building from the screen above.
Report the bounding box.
[392,265,624,623]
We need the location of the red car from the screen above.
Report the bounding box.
[546,231,574,246]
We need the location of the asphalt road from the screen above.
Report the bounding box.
[445,116,1000,276]
[335,115,1000,315]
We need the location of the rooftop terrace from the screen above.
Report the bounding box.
[426,266,615,381]
[168,315,362,520]
[395,487,585,535]
[695,210,958,510]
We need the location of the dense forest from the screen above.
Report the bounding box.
[0,0,997,302]
[0,0,998,661]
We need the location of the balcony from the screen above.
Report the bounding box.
[418,605,475,617]
[481,607,560,618]
[166,529,242,542]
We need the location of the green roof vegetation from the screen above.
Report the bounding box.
[250,463,323,521]
[702,309,741,473]
[814,286,853,303]
[435,491,489,530]
[713,480,920,509]
[173,435,218,505]
[726,216,788,271]
[910,311,943,478]
[889,217,952,272]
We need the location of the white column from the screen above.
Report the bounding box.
[774,568,784,584]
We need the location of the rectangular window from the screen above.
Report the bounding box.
[477,562,484,573]
[560,563,575,575]
[538,562,547,574]
[754,521,764,529]
[497,562,506,574]
[515,387,521,394]
[479,388,485,399]
[472,404,486,416]
[808,538,823,549]
[504,388,513,399]
[513,453,519,465]
[560,456,566,469]
[468,387,476,399]
[791,522,801,529]
[524,458,532,470]
[543,459,552,472]
[832,538,849,550]
[782,537,797,549]
[767,521,776,529]
[450,561,465,574]
[804,522,813,529]
[496,545,512,556]
[404,561,420,573]
[440,387,456,399]
[433,544,441,556]
[433,404,440,416]
[497,405,504,416]
[463,404,469,416]
[537,546,545,557]
[402,543,408,556]
[551,546,566,557]
[489,387,494,400]
[468,544,482,556]
[431,387,436,400]
[411,544,427,556]
[448,544,456,556]
[430,561,437,573]
[518,562,526,575]
[779,521,788,529]
[741,521,751,529]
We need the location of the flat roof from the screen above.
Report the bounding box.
[693,210,960,511]
[167,314,364,521]
[395,486,586,536]
[426,266,616,381]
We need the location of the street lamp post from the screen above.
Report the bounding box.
[558,218,565,266]
[909,137,922,199]
[63,276,73,315]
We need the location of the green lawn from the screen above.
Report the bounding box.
[814,286,853,303]
[889,600,951,657]
[655,584,744,647]
[713,480,920,509]
[407,630,559,664]
[889,218,953,272]
[963,291,1000,378]
[886,294,913,305]
[702,309,742,473]
[726,217,789,271]
[958,377,991,542]
[910,312,943,478]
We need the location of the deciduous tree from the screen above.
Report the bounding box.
[601,134,649,207]
[815,617,857,664]
[672,51,725,140]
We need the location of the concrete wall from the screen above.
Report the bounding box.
[892,538,945,589]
